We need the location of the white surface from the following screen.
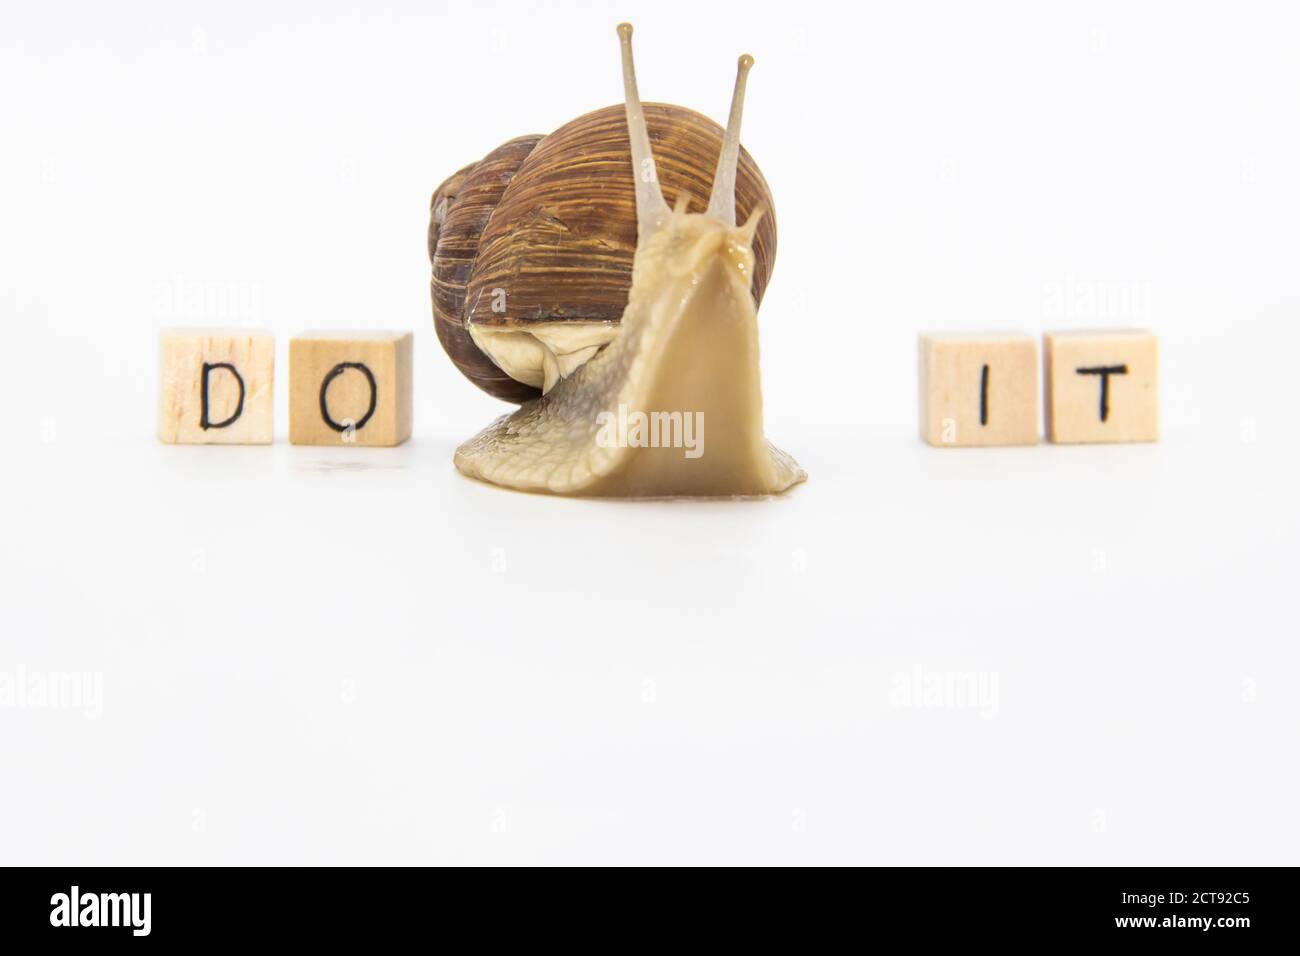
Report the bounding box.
[2,0,1297,865]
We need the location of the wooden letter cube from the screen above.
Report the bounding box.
[289,331,413,446]
[1044,329,1158,443]
[919,332,1039,446]
[158,328,274,444]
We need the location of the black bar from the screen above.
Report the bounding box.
[0,866,1289,944]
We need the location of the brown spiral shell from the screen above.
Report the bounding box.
[430,103,777,403]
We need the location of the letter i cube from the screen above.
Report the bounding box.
[919,332,1039,446]
[157,328,275,444]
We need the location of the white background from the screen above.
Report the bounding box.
[1,0,1297,865]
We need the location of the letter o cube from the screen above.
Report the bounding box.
[289,331,413,446]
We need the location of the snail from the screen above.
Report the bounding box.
[429,23,804,496]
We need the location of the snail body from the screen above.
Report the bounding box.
[441,24,804,497]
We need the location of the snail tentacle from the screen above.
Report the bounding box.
[706,54,753,227]
[617,23,670,239]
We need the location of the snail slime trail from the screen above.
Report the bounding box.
[451,24,805,497]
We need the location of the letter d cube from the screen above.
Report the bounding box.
[289,331,413,446]
[158,328,274,444]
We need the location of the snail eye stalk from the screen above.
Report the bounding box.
[706,54,754,228]
[617,22,671,239]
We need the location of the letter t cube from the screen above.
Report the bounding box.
[1043,329,1158,443]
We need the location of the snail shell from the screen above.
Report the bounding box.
[429,104,777,402]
